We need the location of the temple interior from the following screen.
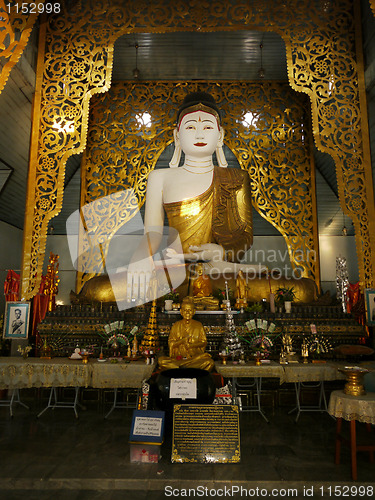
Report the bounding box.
[1,0,375,498]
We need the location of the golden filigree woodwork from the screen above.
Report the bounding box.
[284,0,375,288]
[21,0,375,300]
[0,0,44,93]
[370,0,375,17]
[79,81,318,293]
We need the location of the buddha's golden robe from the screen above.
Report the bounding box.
[164,167,253,262]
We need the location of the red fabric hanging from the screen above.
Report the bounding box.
[346,282,360,313]
[4,270,20,302]
[346,282,369,338]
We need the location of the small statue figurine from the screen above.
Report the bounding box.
[158,296,214,371]
[281,333,298,363]
[132,337,138,358]
[235,270,248,309]
[192,262,219,311]
[301,339,309,363]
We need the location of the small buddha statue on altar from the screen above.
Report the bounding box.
[192,262,219,310]
[158,297,214,371]
[235,270,248,309]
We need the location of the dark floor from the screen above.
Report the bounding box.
[0,388,374,500]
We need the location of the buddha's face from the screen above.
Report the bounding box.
[177,111,221,158]
[181,303,195,320]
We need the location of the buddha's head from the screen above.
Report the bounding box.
[169,92,227,168]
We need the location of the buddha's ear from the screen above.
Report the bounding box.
[218,126,225,147]
[169,128,181,168]
[216,127,228,168]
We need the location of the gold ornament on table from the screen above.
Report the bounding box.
[98,322,139,359]
[39,338,52,359]
[241,318,276,365]
[44,253,60,313]
[338,366,370,397]
[305,324,332,360]
[301,339,309,363]
[281,333,298,363]
[158,297,214,371]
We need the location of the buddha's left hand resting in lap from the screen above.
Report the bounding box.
[158,297,214,371]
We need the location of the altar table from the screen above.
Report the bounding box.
[215,361,348,385]
[0,357,91,389]
[215,361,350,422]
[328,390,375,480]
[0,357,155,417]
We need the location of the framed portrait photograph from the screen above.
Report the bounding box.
[3,301,30,339]
[364,289,375,326]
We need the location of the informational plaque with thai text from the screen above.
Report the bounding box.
[171,405,240,463]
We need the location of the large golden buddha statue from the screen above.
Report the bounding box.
[158,297,214,371]
[75,92,317,305]
[126,91,262,299]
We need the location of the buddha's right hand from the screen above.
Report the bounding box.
[127,257,155,302]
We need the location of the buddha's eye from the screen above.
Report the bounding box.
[204,125,214,130]
[185,125,195,130]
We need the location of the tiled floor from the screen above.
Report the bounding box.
[0,389,374,500]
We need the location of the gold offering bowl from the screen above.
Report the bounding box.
[338,366,369,396]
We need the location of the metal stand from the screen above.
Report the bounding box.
[0,389,29,417]
[288,381,331,422]
[104,387,140,419]
[37,387,83,419]
[232,377,269,423]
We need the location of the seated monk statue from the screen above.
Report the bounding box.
[158,297,214,371]
[191,262,219,310]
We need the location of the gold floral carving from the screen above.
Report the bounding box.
[370,0,375,16]
[79,81,317,292]
[283,0,375,288]
[0,0,43,93]
[21,0,375,299]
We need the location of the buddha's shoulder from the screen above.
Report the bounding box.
[148,167,181,183]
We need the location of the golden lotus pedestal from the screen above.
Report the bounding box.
[338,367,369,396]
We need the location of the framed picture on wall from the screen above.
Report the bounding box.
[3,301,30,339]
[364,289,375,326]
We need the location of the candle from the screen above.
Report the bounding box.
[269,292,275,313]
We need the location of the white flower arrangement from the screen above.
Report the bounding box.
[17,345,32,357]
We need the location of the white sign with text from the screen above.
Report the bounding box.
[133,417,163,437]
[170,378,197,400]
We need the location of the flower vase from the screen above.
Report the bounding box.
[284,301,292,313]
[164,299,173,311]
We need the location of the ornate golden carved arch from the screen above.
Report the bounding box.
[0,0,43,93]
[21,0,375,299]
